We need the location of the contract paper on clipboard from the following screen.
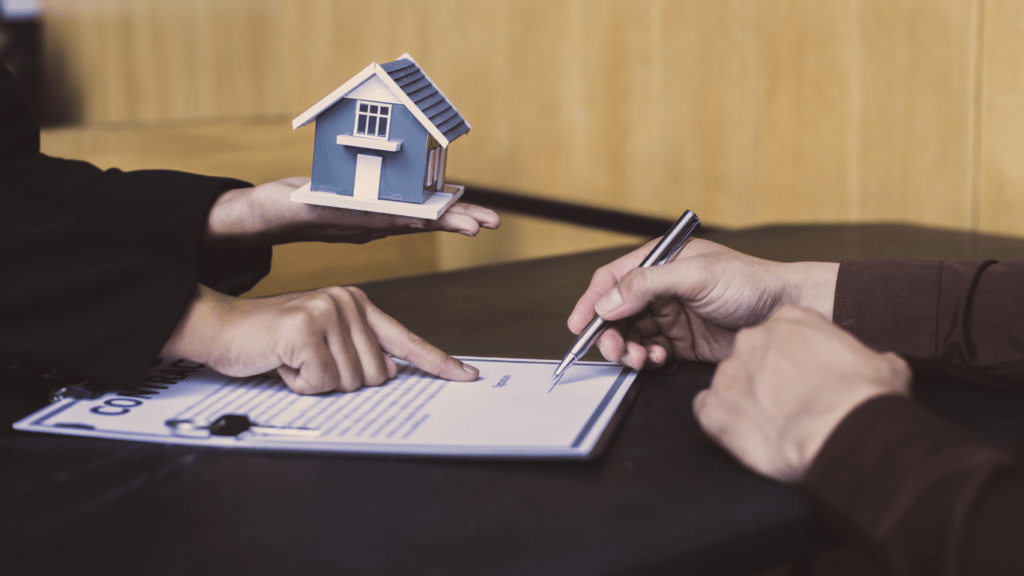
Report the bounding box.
[14,357,639,459]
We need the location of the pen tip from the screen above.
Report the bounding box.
[552,355,574,382]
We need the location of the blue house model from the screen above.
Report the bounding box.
[290,53,471,219]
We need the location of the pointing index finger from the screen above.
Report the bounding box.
[365,302,479,382]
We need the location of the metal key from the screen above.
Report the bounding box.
[166,414,322,438]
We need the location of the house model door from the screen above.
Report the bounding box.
[353,153,383,200]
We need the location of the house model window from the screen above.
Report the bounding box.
[355,101,391,139]
[425,145,447,190]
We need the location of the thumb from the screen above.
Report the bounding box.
[365,303,479,382]
[592,263,699,321]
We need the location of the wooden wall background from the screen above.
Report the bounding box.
[39,0,1024,266]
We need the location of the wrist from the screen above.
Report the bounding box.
[206,180,314,246]
[160,284,235,364]
[783,262,840,320]
[204,186,260,247]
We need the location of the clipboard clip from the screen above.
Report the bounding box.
[165,414,322,438]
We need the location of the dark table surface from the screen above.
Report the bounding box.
[4,223,1024,576]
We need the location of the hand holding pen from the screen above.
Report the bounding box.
[554,211,700,382]
[564,219,841,375]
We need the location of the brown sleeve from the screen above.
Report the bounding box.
[803,395,1024,576]
[834,259,1024,385]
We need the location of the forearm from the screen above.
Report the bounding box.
[962,468,1024,574]
[835,259,1024,382]
[22,159,271,294]
[804,395,1024,575]
[4,152,261,274]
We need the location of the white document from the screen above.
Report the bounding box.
[14,357,639,459]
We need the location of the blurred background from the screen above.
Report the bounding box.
[4,0,1023,295]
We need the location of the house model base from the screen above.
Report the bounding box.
[290,183,465,220]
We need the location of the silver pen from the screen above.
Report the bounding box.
[552,210,701,383]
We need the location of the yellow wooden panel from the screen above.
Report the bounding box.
[750,0,851,226]
[39,120,309,182]
[436,214,644,272]
[450,0,575,202]
[659,1,752,226]
[445,0,755,229]
[854,0,978,229]
[435,0,672,269]
[978,0,1024,237]
[244,239,439,298]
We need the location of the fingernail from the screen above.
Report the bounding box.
[619,354,631,367]
[463,363,480,378]
[459,230,476,237]
[594,288,623,316]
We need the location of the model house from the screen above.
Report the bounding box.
[290,54,471,219]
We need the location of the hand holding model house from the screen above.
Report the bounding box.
[204,177,498,247]
[204,54,499,246]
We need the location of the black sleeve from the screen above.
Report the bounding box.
[804,395,1024,576]
[835,258,1024,386]
[4,153,272,290]
[1,189,200,388]
[806,258,1024,575]
[0,65,270,387]
[0,63,270,294]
